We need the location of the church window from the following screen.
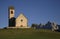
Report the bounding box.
[21,19,23,22]
[11,11,13,14]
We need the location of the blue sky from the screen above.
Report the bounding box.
[0,0,60,28]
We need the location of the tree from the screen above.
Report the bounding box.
[44,21,52,29]
[31,24,38,29]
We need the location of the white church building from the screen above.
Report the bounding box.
[8,6,29,28]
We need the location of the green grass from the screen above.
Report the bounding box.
[0,28,60,39]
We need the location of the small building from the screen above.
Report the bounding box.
[8,6,29,28]
[16,14,28,28]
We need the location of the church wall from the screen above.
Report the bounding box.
[9,9,14,19]
[16,14,28,28]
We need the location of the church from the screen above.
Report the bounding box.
[8,6,29,28]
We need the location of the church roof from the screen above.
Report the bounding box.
[8,6,14,9]
[16,13,28,20]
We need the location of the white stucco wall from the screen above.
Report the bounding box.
[9,9,14,18]
[16,14,28,28]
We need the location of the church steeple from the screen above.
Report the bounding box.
[8,6,15,19]
[8,6,16,27]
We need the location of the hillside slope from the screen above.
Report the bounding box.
[0,28,60,39]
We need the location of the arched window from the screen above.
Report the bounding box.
[11,11,13,14]
[21,25,23,27]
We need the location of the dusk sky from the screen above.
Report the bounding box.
[0,0,60,28]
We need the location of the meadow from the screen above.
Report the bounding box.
[0,28,60,39]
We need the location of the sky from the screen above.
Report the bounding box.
[0,0,60,28]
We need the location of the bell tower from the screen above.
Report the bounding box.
[8,6,15,19]
[8,6,16,27]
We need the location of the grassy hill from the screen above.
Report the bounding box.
[0,28,60,39]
